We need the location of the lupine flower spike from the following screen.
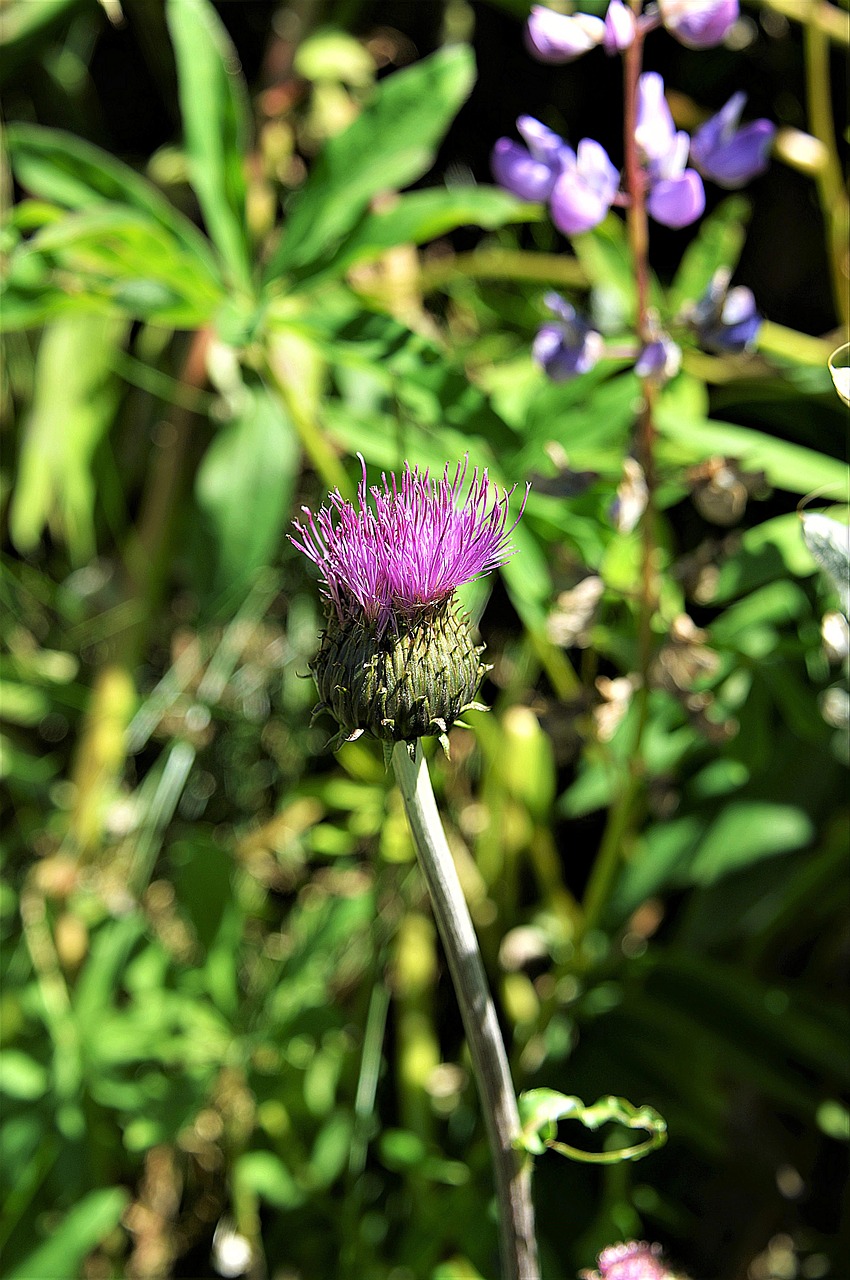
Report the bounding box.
[291,457,528,755]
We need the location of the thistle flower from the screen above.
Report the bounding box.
[291,457,527,750]
[581,1240,678,1280]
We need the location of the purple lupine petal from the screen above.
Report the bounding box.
[635,334,682,382]
[647,168,705,228]
[525,5,605,63]
[550,139,619,235]
[690,271,762,352]
[691,95,775,188]
[492,138,560,201]
[604,0,636,53]
[518,115,574,167]
[290,457,527,632]
[533,294,604,380]
[659,0,739,48]
[635,72,677,168]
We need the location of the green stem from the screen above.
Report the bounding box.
[579,8,657,936]
[803,14,850,327]
[263,357,353,499]
[391,742,539,1280]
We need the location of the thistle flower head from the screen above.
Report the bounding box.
[582,1240,677,1280]
[292,456,526,634]
[291,457,528,749]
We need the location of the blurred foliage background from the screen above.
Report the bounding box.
[0,1,848,1278]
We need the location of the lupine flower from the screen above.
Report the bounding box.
[659,0,739,48]
[290,457,527,747]
[604,0,636,53]
[689,268,762,352]
[526,5,605,63]
[636,73,706,228]
[533,292,604,380]
[635,333,682,382]
[581,1239,677,1280]
[690,92,776,188]
[551,139,620,235]
[491,116,573,202]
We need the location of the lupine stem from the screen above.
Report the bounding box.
[581,7,657,936]
[391,742,539,1280]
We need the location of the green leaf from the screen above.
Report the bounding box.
[5,123,221,276]
[234,1151,304,1209]
[668,196,750,313]
[195,383,299,606]
[305,185,532,283]
[5,1187,129,1280]
[688,802,814,884]
[801,513,850,613]
[9,206,223,326]
[0,1051,48,1100]
[166,0,252,287]
[516,1089,667,1163]
[710,513,820,603]
[655,398,847,496]
[265,45,476,278]
[8,314,127,562]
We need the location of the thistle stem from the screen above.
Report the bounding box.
[391,742,539,1280]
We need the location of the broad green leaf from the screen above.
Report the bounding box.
[0,1051,48,1100]
[305,185,532,283]
[655,400,847,496]
[4,123,220,275]
[5,1187,129,1280]
[668,196,750,313]
[710,513,819,603]
[9,313,127,562]
[801,513,850,613]
[688,802,814,884]
[234,1150,304,1209]
[265,45,476,278]
[195,383,299,606]
[0,0,82,85]
[166,0,252,287]
[9,206,223,325]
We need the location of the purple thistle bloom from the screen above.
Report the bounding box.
[291,456,527,634]
[293,459,528,747]
[492,116,573,202]
[690,92,776,189]
[534,292,604,381]
[689,269,762,352]
[582,1240,674,1280]
[550,138,620,235]
[659,0,739,48]
[525,5,605,63]
[604,0,636,53]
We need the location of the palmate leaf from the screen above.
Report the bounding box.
[264,44,476,280]
[5,123,220,275]
[166,0,252,289]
